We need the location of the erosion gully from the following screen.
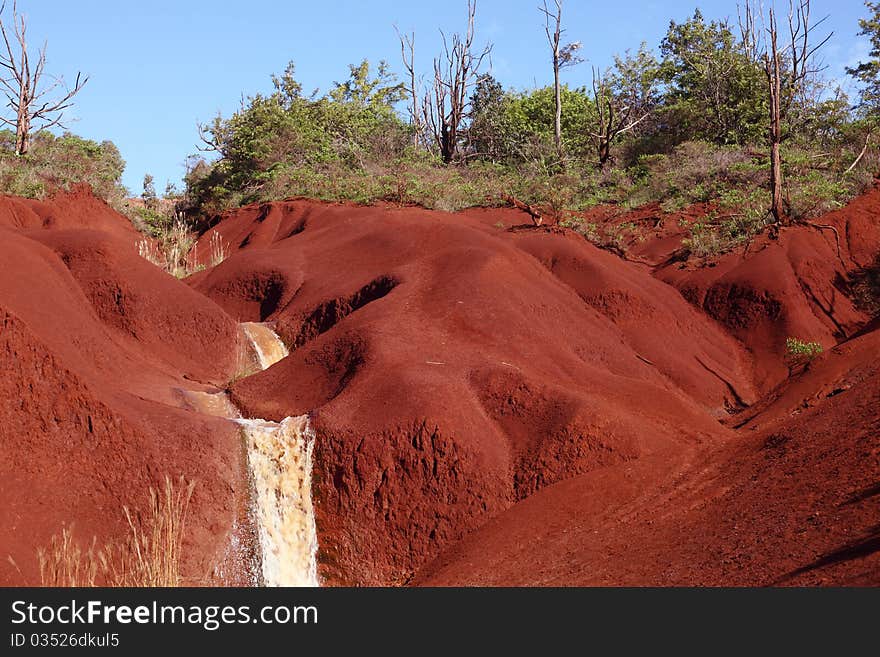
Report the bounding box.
[181,322,319,587]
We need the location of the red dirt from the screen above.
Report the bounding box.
[0,187,254,586]
[415,194,880,586]
[192,190,878,586]
[417,325,880,585]
[2,184,878,587]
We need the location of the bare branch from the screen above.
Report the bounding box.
[540,0,568,164]
[0,0,88,154]
[844,131,871,175]
[196,120,222,153]
[421,0,492,163]
[395,25,421,147]
[740,0,831,224]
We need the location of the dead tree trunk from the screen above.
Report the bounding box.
[542,0,563,164]
[597,136,610,167]
[742,0,832,225]
[14,69,28,154]
[422,0,491,164]
[396,27,421,148]
[0,1,88,156]
[552,40,562,163]
[540,1,581,168]
[590,67,651,168]
[766,9,785,222]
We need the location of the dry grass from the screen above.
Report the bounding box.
[136,223,228,278]
[208,231,229,267]
[135,219,203,279]
[36,476,196,587]
[114,476,196,586]
[136,236,164,268]
[37,528,106,587]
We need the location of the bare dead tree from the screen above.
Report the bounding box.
[766,9,785,222]
[542,1,563,164]
[0,1,88,155]
[740,0,832,224]
[738,1,760,63]
[395,26,421,148]
[422,0,492,163]
[589,68,651,167]
[539,0,581,165]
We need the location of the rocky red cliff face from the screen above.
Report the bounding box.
[1,186,878,586]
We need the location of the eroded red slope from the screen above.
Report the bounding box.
[0,189,253,585]
[416,192,880,586]
[3,183,877,588]
[194,201,758,585]
[417,324,880,586]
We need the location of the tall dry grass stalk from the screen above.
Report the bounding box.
[136,237,164,268]
[36,476,196,587]
[114,476,196,586]
[163,219,198,278]
[208,231,228,267]
[135,219,202,279]
[37,528,107,587]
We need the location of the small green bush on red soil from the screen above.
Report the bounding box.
[0,130,128,210]
[786,337,824,364]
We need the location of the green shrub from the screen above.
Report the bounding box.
[179,56,877,254]
[683,221,729,257]
[628,141,762,209]
[0,130,127,208]
[187,60,411,213]
[561,217,601,243]
[785,337,824,362]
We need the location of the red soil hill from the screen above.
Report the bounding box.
[417,193,880,586]
[0,187,253,585]
[2,183,877,587]
[418,322,880,585]
[188,195,873,586]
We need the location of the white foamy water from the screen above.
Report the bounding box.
[237,323,319,587]
[235,415,319,587]
[242,322,289,370]
[176,323,316,585]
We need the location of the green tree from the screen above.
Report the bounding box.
[142,173,157,207]
[0,131,127,203]
[659,10,765,145]
[847,2,880,113]
[271,61,305,106]
[468,75,512,162]
[163,181,180,199]
[590,43,660,166]
[191,60,410,209]
[503,85,595,166]
[329,59,405,108]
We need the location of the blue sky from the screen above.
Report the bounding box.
[12,0,871,194]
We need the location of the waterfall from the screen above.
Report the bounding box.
[235,416,319,587]
[234,323,319,587]
[242,322,289,370]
